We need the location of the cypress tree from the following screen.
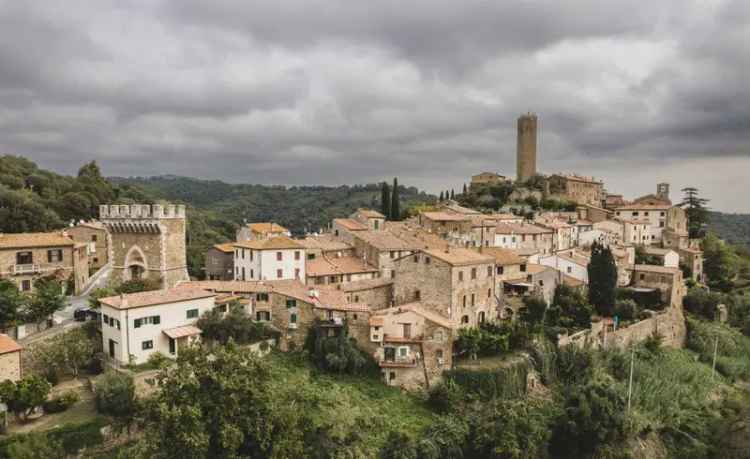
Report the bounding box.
[390,178,400,221]
[587,241,618,316]
[439,191,444,201]
[450,189,455,200]
[463,183,467,195]
[381,182,391,219]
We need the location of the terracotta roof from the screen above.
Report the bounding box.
[99,287,216,310]
[234,236,303,250]
[437,201,482,215]
[384,223,450,250]
[421,247,494,267]
[478,247,524,266]
[341,278,393,292]
[0,232,74,249]
[212,243,235,253]
[369,316,384,326]
[215,294,241,305]
[421,211,470,222]
[373,302,454,329]
[179,280,275,293]
[271,281,369,312]
[248,222,289,234]
[298,235,352,252]
[0,334,21,355]
[333,218,369,231]
[630,264,680,275]
[354,230,416,250]
[556,252,590,266]
[163,325,202,339]
[495,222,553,235]
[632,194,671,206]
[306,255,378,277]
[562,275,585,287]
[615,203,671,211]
[526,264,553,275]
[355,209,385,219]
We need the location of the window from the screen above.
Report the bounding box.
[539,280,544,286]
[458,271,464,282]
[257,293,269,302]
[390,270,396,279]
[241,267,246,281]
[488,288,492,298]
[21,280,31,291]
[497,266,504,275]
[471,294,475,306]
[644,211,649,216]
[567,266,572,274]
[374,220,379,230]
[103,314,109,325]
[415,290,421,301]
[256,311,270,321]
[389,371,396,381]
[487,266,492,277]
[390,251,395,259]
[134,318,141,328]
[290,313,297,324]
[277,269,283,279]
[276,252,283,261]
[660,212,665,217]
[215,304,228,313]
[295,251,300,260]
[295,268,300,279]
[91,234,98,242]
[48,249,63,263]
[242,249,245,259]
[135,315,160,328]
[16,251,32,265]
[659,221,665,228]
[413,254,419,263]
[399,347,408,357]
[461,315,469,324]
[354,295,359,302]
[471,268,477,279]
[462,295,466,308]
[142,340,153,350]
[187,309,199,319]
[286,299,297,308]
[307,253,315,260]
[639,273,645,281]
[425,256,431,265]
[250,250,253,261]
[520,264,527,272]
[250,269,254,279]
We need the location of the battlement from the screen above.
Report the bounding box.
[99,204,186,220]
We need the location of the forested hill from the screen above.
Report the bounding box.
[109,175,434,235]
[708,211,750,248]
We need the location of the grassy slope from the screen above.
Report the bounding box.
[268,352,435,456]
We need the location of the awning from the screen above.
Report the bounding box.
[163,325,202,339]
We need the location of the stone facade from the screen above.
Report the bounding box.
[0,335,22,382]
[342,279,393,311]
[0,232,89,294]
[629,265,685,308]
[100,204,189,289]
[205,244,234,280]
[548,174,604,206]
[66,223,109,270]
[516,113,537,182]
[393,249,496,328]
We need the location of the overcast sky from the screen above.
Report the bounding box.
[1,1,748,212]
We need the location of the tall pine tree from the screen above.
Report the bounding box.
[390,177,400,221]
[680,187,710,238]
[439,191,444,201]
[450,189,455,200]
[380,182,391,219]
[587,241,618,316]
[462,183,467,195]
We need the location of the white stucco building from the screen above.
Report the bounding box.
[539,251,590,284]
[234,236,306,281]
[99,288,217,365]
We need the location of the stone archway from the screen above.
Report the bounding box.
[123,245,148,281]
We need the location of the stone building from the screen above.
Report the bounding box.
[547,174,604,206]
[370,303,454,390]
[418,212,472,238]
[298,235,354,260]
[0,232,89,294]
[494,222,555,255]
[66,221,109,271]
[305,254,379,286]
[516,113,538,182]
[471,172,509,188]
[205,243,235,281]
[392,247,496,328]
[502,264,558,305]
[350,209,386,231]
[341,278,394,311]
[100,204,189,289]
[236,222,290,242]
[614,203,671,243]
[628,264,685,308]
[662,207,689,250]
[0,334,22,382]
[351,230,416,279]
[331,218,369,244]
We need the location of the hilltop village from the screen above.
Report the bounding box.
[0,114,704,392]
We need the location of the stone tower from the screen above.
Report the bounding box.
[100,203,189,289]
[657,183,670,202]
[516,113,538,182]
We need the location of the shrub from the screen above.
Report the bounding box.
[146,351,169,369]
[427,379,462,413]
[94,372,136,418]
[614,299,638,322]
[43,391,80,413]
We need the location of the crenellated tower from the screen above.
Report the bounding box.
[99,203,188,289]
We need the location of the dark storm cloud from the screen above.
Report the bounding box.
[0,0,748,211]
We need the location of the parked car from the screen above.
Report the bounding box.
[73,307,93,322]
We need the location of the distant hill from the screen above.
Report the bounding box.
[708,211,750,248]
[109,175,434,235]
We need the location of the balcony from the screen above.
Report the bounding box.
[378,358,418,368]
[13,264,40,275]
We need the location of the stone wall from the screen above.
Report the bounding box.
[344,283,393,311]
[0,351,21,382]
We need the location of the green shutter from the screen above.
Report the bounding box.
[153,315,160,325]
[134,318,141,328]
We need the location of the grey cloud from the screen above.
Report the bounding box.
[0,0,748,212]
